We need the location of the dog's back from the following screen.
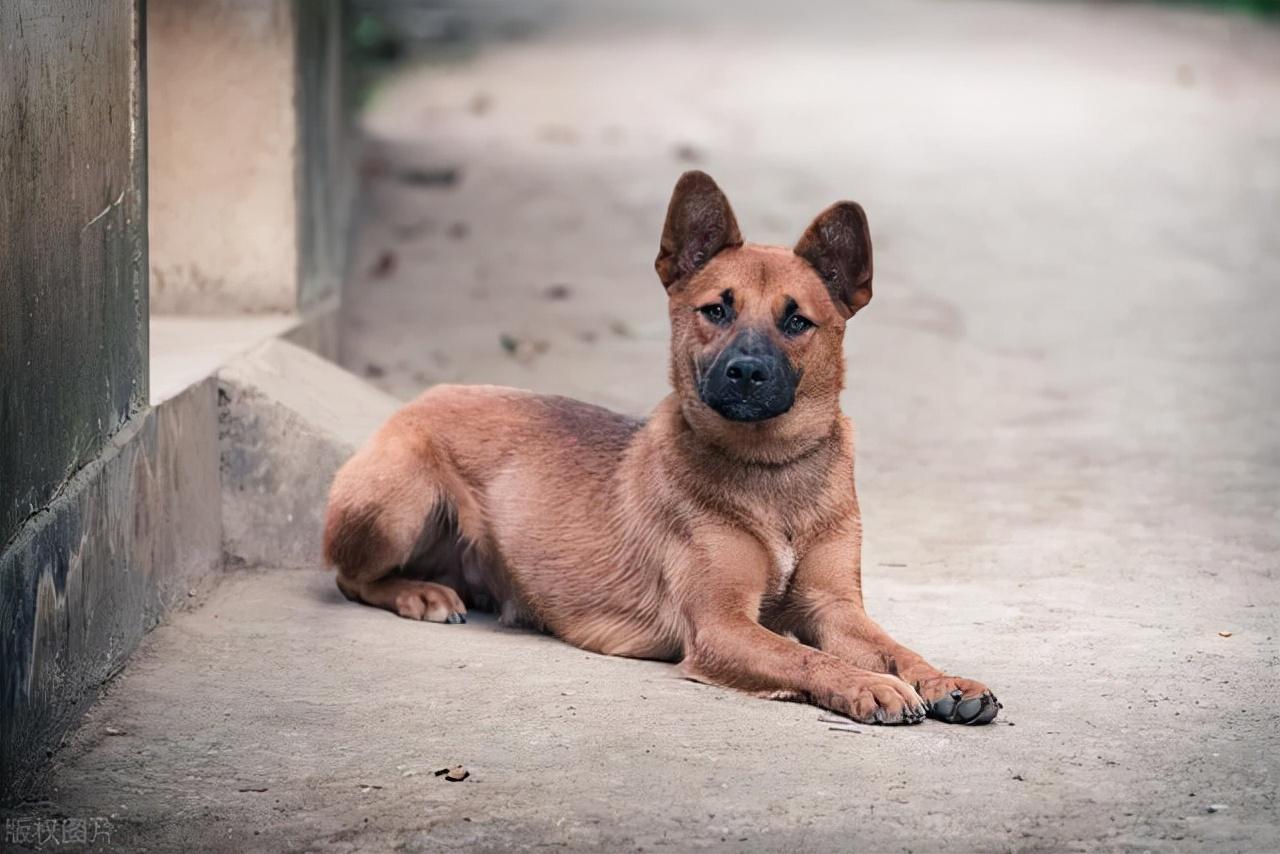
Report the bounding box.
[324,384,688,655]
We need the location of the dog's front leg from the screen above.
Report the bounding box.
[786,532,1001,725]
[676,528,927,725]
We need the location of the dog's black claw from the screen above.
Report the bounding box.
[445,612,466,624]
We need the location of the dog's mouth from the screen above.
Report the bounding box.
[701,392,795,423]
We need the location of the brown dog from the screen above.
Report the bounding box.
[324,171,999,725]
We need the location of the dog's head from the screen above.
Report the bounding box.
[656,171,873,454]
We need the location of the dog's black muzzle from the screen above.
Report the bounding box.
[698,330,799,423]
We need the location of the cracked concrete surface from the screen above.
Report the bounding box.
[12,1,1280,850]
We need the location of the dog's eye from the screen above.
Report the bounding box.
[698,303,729,325]
[783,313,814,336]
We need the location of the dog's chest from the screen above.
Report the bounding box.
[765,535,799,598]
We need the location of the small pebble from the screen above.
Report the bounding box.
[673,143,704,163]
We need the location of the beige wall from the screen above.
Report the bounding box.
[147,0,299,314]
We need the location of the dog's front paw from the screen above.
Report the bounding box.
[915,675,1001,725]
[830,675,928,725]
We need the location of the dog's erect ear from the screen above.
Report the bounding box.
[794,202,874,318]
[655,171,744,288]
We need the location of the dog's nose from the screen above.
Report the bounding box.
[723,356,770,393]
[700,332,797,422]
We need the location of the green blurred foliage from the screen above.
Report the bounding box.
[1176,0,1280,14]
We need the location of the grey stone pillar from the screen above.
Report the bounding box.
[0,0,153,802]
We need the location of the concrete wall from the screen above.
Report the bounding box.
[0,381,223,802]
[148,0,350,315]
[147,0,298,313]
[0,0,356,805]
[0,0,149,549]
[0,0,162,803]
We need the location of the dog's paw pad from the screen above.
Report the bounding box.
[928,689,1001,725]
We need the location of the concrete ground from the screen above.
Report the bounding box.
[15,1,1280,850]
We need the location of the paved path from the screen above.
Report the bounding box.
[19,1,1280,850]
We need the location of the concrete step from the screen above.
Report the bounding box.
[1,335,396,802]
[219,339,400,570]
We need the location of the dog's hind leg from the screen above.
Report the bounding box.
[338,573,467,623]
[323,439,469,624]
